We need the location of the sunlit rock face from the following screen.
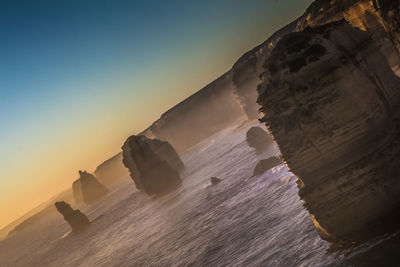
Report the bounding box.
[246,126,274,152]
[72,171,109,205]
[232,0,400,121]
[257,21,400,243]
[122,135,182,196]
[54,201,89,232]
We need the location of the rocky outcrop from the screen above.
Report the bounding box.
[210,177,222,185]
[55,201,89,231]
[232,0,400,120]
[257,21,400,243]
[246,126,273,152]
[72,171,109,205]
[141,73,246,152]
[94,153,129,185]
[122,135,182,196]
[252,157,283,177]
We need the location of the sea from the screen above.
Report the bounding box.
[1,122,400,267]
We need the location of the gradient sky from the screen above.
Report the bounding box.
[0,0,313,229]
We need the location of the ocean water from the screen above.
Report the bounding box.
[1,123,399,267]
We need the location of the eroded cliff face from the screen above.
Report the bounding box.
[94,153,129,185]
[122,135,182,196]
[141,72,246,152]
[72,171,109,205]
[257,21,400,243]
[232,0,400,120]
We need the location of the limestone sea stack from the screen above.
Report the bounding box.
[54,201,89,232]
[246,126,273,152]
[72,171,109,205]
[122,135,182,196]
[257,21,400,243]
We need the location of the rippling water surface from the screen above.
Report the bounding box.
[1,123,399,266]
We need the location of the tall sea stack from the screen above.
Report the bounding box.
[122,135,182,196]
[257,21,400,243]
[55,201,89,232]
[72,171,109,205]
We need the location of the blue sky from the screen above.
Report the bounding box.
[0,0,313,228]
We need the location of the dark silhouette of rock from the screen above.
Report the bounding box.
[257,21,400,244]
[145,138,184,170]
[246,127,273,152]
[252,157,282,177]
[210,177,222,185]
[54,201,89,231]
[72,171,109,205]
[122,135,182,196]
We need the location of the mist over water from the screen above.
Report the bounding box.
[1,123,399,266]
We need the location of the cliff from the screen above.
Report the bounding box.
[94,153,129,185]
[232,0,400,120]
[72,171,109,205]
[257,20,400,243]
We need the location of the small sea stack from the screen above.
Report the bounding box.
[72,171,109,205]
[246,127,273,152]
[210,177,222,185]
[253,157,282,177]
[54,201,89,232]
[122,135,182,196]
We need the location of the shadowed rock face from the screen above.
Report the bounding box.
[122,135,182,196]
[257,21,400,243]
[232,0,400,120]
[54,201,89,232]
[246,127,273,152]
[72,171,109,205]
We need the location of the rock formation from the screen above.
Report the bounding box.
[246,126,273,152]
[210,177,222,185]
[252,157,283,177]
[257,21,400,243]
[122,135,182,196]
[72,171,109,205]
[54,201,89,232]
[232,0,400,120]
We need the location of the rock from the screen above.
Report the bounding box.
[246,126,273,151]
[145,138,184,171]
[210,177,222,185]
[72,171,109,205]
[54,201,89,231]
[122,135,182,196]
[257,21,400,243]
[252,157,282,177]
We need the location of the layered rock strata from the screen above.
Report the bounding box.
[54,201,89,232]
[257,21,400,243]
[246,126,273,152]
[232,0,400,120]
[122,135,182,196]
[72,171,109,205]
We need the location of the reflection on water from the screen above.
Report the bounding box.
[0,124,398,266]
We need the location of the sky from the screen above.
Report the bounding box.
[0,0,313,229]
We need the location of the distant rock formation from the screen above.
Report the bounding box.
[122,135,182,196]
[257,21,400,243]
[246,127,273,152]
[72,171,109,205]
[210,177,222,185]
[55,201,89,231]
[94,153,129,185]
[252,157,283,177]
